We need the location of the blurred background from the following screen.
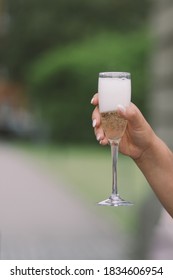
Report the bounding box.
[0,0,173,259]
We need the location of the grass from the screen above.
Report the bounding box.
[13,142,151,231]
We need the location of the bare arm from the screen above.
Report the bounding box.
[135,135,173,218]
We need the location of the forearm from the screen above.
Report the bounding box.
[135,134,173,218]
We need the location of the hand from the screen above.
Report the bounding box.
[91,93,156,161]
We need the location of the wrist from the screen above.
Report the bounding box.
[134,131,159,167]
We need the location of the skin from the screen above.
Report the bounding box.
[91,93,173,218]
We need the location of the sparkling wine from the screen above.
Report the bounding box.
[101,111,127,141]
[98,73,131,141]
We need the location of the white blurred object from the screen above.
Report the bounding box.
[148,210,173,259]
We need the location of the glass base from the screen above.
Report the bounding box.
[98,194,133,207]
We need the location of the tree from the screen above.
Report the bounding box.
[2,0,150,80]
[0,0,151,142]
[26,31,150,142]
[150,0,173,150]
[133,0,173,259]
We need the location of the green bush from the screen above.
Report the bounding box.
[26,30,150,143]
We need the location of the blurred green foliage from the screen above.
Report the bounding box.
[1,0,151,142]
[2,0,150,79]
[27,31,150,142]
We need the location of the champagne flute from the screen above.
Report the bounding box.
[98,72,133,206]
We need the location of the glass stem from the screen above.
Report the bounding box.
[110,141,119,196]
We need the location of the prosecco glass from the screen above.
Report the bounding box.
[98,72,133,206]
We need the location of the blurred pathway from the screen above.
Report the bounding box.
[0,143,127,260]
[0,143,172,260]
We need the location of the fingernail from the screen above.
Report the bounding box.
[96,134,101,141]
[117,104,126,113]
[92,119,97,127]
[91,97,94,104]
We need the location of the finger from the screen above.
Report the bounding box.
[91,93,99,105]
[92,106,101,128]
[94,125,105,142]
[94,125,108,145]
[99,136,109,145]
